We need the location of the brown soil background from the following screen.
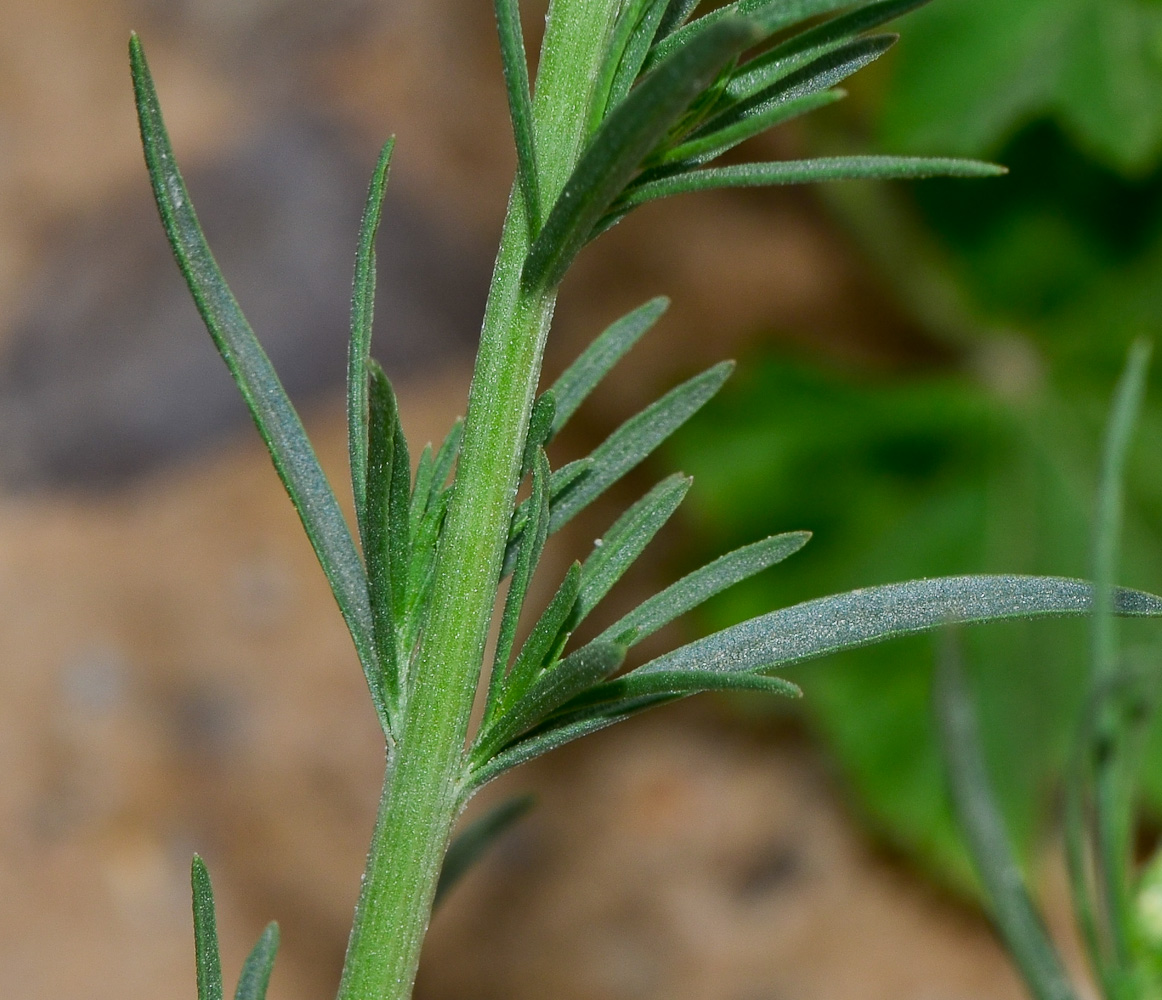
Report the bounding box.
[0,0,1062,997]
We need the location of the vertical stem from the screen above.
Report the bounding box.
[335,2,620,998]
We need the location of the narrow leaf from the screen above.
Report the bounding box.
[434,795,536,908]
[493,0,542,233]
[409,443,435,537]
[647,0,853,70]
[703,34,897,133]
[588,0,655,137]
[191,856,224,1000]
[130,36,383,724]
[614,156,1007,213]
[485,450,552,728]
[655,0,703,43]
[522,16,762,292]
[934,637,1080,1000]
[547,361,733,535]
[727,0,933,99]
[521,392,557,478]
[1087,339,1152,974]
[234,923,280,1000]
[364,362,399,715]
[607,0,673,113]
[479,641,627,758]
[595,530,811,646]
[402,489,449,662]
[430,418,464,504]
[380,363,412,631]
[502,562,582,712]
[502,456,596,577]
[546,296,669,438]
[349,139,395,533]
[659,88,844,166]
[637,576,1162,677]
[578,474,692,621]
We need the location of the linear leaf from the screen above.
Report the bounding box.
[130,36,383,725]
[520,391,557,478]
[430,418,464,505]
[485,450,552,729]
[478,641,627,759]
[608,0,674,113]
[1087,339,1151,974]
[588,0,655,137]
[578,474,692,621]
[402,489,449,662]
[493,0,542,233]
[660,88,844,165]
[409,443,435,537]
[637,576,1162,677]
[434,795,536,908]
[349,139,395,534]
[234,923,280,1000]
[522,15,762,292]
[546,296,669,438]
[703,34,897,133]
[501,562,582,714]
[569,667,801,714]
[549,361,733,535]
[655,0,704,43]
[727,0,933,99]
[595,530,811,646]
[191,856,224,1000]
[501,457,596,577]
[364,362,399,715]
[935,638,1081,1000]
[468,707,647,791]
[615,156,1006,212]
[379,364,412,631]
[647,0,853,70]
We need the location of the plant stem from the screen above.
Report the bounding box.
[335,2,620,998]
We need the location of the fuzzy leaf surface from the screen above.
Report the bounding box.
[234,924,280,1000]
[191,856,224,1000]
[638,575,1162,677]
[493,0,542,231]
[130,36,384,726]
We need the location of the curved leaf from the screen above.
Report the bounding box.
[234,924,280,1000]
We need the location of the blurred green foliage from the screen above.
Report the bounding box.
[670,0,1162,882]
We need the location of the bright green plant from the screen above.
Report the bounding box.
[128,2,1162,998]
[936,341,1162,1000]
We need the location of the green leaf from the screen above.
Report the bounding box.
[493,0,542,232]
[190,856,224,1000]
[430,418,464,505]
[1085,339,1152,977]
[659,88,845,166]
[409,444,435,537]
[934,638,1081,1000]
[501,562,582,714]
[708,33,897,129]
[434,795,536,908]
[577,473,692,621]
[234,923,280,1000]
[607,0,674,112]
[520,392,557,478]
[477,641,627,759]
[402,489,449,661]
[501,457,595,577]
[522,15,762,292]
[349,139,395,535]
[726,0,933,100]
[485,450,552,729]
[595,530,811,647]
[548,361,734,535]
[637,575,1162,677]
[879,0,1162,175]
[545,296,669,438]
[588,0,656,137]
[130,35,384,727]
[655,0,703,42]
[365,362,400,715]
[647,0,854,70]
[615,156,1006,213]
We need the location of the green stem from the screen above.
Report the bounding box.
[335,2,620,998]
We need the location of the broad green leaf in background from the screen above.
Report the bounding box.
[878,0,1162,175]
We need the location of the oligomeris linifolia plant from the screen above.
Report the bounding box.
[129,1,1162,998]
